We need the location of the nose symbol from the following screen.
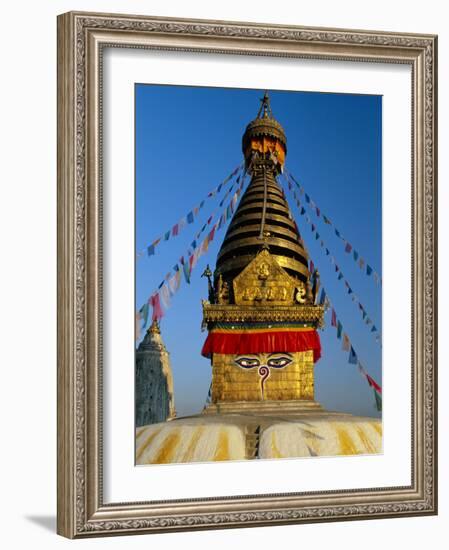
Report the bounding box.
[258,365,270,399]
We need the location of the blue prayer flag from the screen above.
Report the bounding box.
[348,346,358,364]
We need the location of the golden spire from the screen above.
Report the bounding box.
[214,92,309,293]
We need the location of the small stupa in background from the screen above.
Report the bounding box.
[135,320,175,427]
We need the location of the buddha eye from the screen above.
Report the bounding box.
[267,356,292,368]
[234,357,260,369]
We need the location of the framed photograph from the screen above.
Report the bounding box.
[57,11,438,538]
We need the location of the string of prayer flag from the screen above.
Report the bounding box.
[280,175,382,347]
[320,284,382,412]
[136,177,247,332]
[283,168,382,287]
[137,163,243,259]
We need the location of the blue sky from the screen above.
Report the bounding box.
[135,84,382,419]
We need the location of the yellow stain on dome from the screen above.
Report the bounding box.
[153,430,181,464]
[213,430,230,461]
[183,426,206,462]
[136,426,146,438]
[336,426,358,456]
[136,427,162,462]
[356,427,376,454]
[371,422,382,437]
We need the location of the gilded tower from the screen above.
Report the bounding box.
[201,93,324,413]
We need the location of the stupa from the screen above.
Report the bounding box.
[135,320,175,426]
[136,93,382,465]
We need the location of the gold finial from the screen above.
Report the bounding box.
[257,90,273,119]
[148,319,160,334]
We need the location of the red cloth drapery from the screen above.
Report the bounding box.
[201,329,321,363]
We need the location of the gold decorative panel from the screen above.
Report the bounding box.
[211,351,314,403]
[232,249,300,306]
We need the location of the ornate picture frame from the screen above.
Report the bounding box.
[57,11,437,538]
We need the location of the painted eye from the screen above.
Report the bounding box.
[234,357,260,369]
[267,356,292,368]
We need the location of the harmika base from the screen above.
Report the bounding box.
[202,399,324,416]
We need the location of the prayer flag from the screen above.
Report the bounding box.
[189,249,199,271]
[305,193,310,203]
[373,389,382,412]
[366,264,373,276]
[309,260,315,273]
[366,374,382,394]
[187,211,194,224]
[172,223,179,236]
[147,244,155,256]
[331,308,337,327]
[181,258,191,284]
[345,242,352,253]
[300,207,306,215]
[342,333,351,351]
[217,213,225,230]
[338,272,344,280]
[139,303,149,327]
[337,321,343,339]
[335,229,341,237]
[348,346,358,364]
[150,293,164,321]
[209,225,217,242]
[353,250,359,261]
[318,288,326,305]
[316,207,321,217]
[160,284,171,309]
[168,271,181,295]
